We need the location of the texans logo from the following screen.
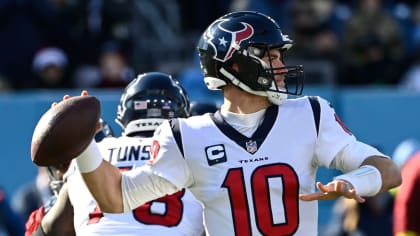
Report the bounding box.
[205,19,254,62]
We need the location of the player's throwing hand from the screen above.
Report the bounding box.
[299,180,365,203]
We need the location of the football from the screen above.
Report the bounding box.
[31,95,101,166]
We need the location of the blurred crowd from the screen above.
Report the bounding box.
[1,0,420,92]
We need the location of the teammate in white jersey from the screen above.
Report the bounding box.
[33,72,204,235]
[68,11,401,236]
[25,118,114,236]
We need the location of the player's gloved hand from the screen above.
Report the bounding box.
[299,180,366,203]
[25,206,45,236]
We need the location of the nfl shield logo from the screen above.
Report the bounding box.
[245,140,258,154]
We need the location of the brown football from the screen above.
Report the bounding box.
[31,95,101,166]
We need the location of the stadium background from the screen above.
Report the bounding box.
[1,85,418,230]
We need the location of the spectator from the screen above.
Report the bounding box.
[338,0,406,86]
[178,0,230,34]
[229,0,291,30]
[286,0,341,85]
[0,0,74,89]
[72,65,101,88]
[31,47,72,89]
[287,0,340,60]
[95,41,135,88]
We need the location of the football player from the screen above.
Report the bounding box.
[94,118,115,143]
[71,11,400,236]
[28,73,204,236]
[25,118,114,236]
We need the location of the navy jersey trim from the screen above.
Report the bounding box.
[169,118,184,156]
[210,105,278,154]
[308,96,320,136]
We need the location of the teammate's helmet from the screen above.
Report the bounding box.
[190,102,219,116]
[95,118,115,142]
[116,72,190,136]
[197,11,304,105]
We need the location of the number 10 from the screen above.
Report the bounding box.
[222,163,299,236]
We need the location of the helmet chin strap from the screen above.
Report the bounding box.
[219,67,287,105]
[267,90,288,105]
[204,76,227,90]
[219,67,266,97]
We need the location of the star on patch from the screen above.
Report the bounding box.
[218,37,228,46]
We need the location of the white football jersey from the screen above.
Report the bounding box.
[67,136,204,236]
[139,96,381,236]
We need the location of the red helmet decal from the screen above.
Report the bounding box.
[224,23,254,60]
[206,20,254,62]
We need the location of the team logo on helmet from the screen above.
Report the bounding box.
[205,19,254,62]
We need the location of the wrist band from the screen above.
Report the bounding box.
[76,140,103,173]
[334,165,382,197]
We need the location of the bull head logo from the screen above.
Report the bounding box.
[204,19,254,62]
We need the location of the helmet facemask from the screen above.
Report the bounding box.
[218,45,304,105]
[46,163,70,196]
[263,47,304,105]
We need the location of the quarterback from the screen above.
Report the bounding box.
[72,11,401,236]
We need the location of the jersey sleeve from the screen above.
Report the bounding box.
[148,120,194,189]
[121,120,194,212]
[315,97,356,167]
[315,97,386,171]
[24,206,45,236]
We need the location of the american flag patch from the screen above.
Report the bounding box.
[134,101,148,110]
